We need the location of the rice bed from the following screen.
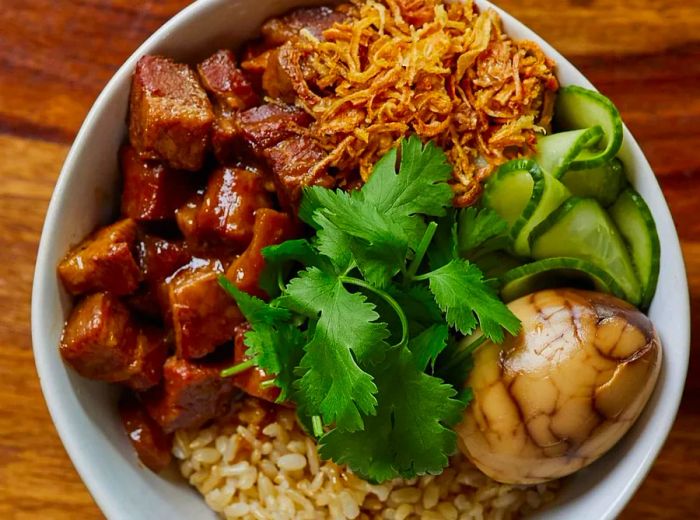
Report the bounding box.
[173,398,558,519]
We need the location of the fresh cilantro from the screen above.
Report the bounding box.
[318,347,463,482]
[283,267,390,431]
[259,239,323,296]
[313,212,354,273]
[427,212,459,271]
[409,323,449,372]
[457,207,513,263]
[218,135,522,483]
[303,188,408,287]
[218,277,305,402]
[421,259,521,343]
[360,137,454,245]
[458,207,509,252]
[262,239,321,268]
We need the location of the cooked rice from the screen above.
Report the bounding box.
[173,397,559,519]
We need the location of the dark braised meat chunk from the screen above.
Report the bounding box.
[265,134,334,207]
[231,323,280,403]
[60,292,138,381]
[198,50,259,111]
[143,354,236,433]
[196,167,272,246]
[198,50,259,164]
[128,236,191,322]
[237,103,312,155]
[175,195,203,246]
[120,145,196,221]
[226,208,298,299]
[119,393,173,472]
[129,55,213,171]
[261,43,300,104]
[58,218,140,296]
[138,236,191,285]
[166,258,243,359]
[124,327,170,391]
[261,6,345,45]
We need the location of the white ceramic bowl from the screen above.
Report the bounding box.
[31,0,690,518]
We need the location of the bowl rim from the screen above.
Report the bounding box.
[31,0,691,518]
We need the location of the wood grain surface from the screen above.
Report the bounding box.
[0,0,698,518]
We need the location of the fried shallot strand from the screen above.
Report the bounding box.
[285,0,558,206]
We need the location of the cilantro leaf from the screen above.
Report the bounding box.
[427,213,459,271]
[313,212,354,273]
[424,259,521,342]
[259,239,324,296]
[388,284,443,337]
[218,277,305,401]
[303,188,409,287]
[434,334,479,390]
[298,186,346,228]
[284,268,390,431]
[409,323,449,372]
[262,239,321,268]
[318,347,464,482]
[360,136,453,245]
[458,207,510,255]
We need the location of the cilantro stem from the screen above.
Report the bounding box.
[405,221,438,283]
[220,359,255,378]
[260,379,276,389]
[439,334,487,374]
[339,276,409,348]
[311,415,324,438]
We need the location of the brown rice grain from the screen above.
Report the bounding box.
[173,397,559,520]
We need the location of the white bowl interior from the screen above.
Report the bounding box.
[31,0,690,519]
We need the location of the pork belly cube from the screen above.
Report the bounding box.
[175,196,203,246]
[119,393,173,472]
[198,50,260,164]
[261,6,345,45]
[120,145,196,221]
[265,135,334,207]
[58,219,140,296]
[198,50,259,111]
[196,167,272,245]
[138,235,191,285]
[241,43,274,77]
[226,209,298,298]
[60,292,138,381]
[262,44,299,104]
[129,55,214,171]
[143,355,236,432]
[237,103,312,155]
[125,327,170,391]
[167,259,243,359]
[232,323,280,403]
[209,113,246,165]
[125,287,164,321]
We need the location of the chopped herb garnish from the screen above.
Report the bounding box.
[220,135,521,482]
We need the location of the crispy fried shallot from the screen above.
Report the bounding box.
[279,0,558,205]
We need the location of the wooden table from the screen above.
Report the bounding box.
[1,0,698,518]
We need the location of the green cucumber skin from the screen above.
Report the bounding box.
[482,159,544,245]
[561,158,627,207]
[512,173,570,257]
[610,189,661,309]
[529,196,642,305]
[536,126,604,178]
[555,86,624,170]
[474,251,523,280]
[500,256,627,302]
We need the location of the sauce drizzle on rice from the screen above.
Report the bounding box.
[271,0,558,205]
